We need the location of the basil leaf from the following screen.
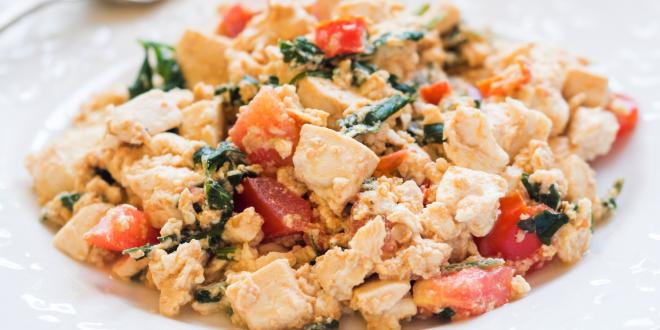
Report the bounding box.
[423,123,445,144]
[340,94,411,137]
[194,282,227,303]
[435,307,455,322]
[521,173,561,210]
[60,193,81,212]
[129,40,185,98]
[517,210,569,245]
[279,37,324,66]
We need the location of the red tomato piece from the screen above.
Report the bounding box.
[376,149,409,173]
[315,18,367,58]
[217,4,256,38]
[413,266,515,319]
[84,204,159,251]
[420,80,452,105]
[228,87,301,168]
[476,59,531,97]
[609,93,639,138]
[475,192,543,261]
[234,177,313,238]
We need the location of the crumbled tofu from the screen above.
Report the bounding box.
[146,132,204,163]
[484,98,552,157]
[312,248,373,301]
[26,125,105,203]
[148,240,207,316]
[225,259,314,330]
[297,77,370,125]
[376,238,451,280]
[293,124,379,214]
[179,99,223,146]
[510,275,531,300]
[52,203,112,262]
[222,207,264,244]
[515,83,570,136]
[276,166,308,197]
[333,0,403,23]
[107,90,183,145]
[558,154,597,202]
[553,198,592,263]
[350,280,411,316]
[419,2,460,33]
[434,166,508,237]
[568,107,619,161]
[112,255,149,280]
[361,297,417,330]
[513,139,556,173]
[443,106,509,173]
[176,29,230,86]
[562,67,610,107]
[349,216,387,262]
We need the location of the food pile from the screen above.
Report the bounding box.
[26,1,637,329]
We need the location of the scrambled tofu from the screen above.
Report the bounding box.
[26,0,632,329]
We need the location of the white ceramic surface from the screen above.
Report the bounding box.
[1,0,659,329]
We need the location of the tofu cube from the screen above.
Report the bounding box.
[293,124,379,214]
[53,203,112,261]
[176,29,231,87]
[562,68,609,107]
[225,259,313,330]
[297,77,369,127]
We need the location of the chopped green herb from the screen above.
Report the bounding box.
[521,173,561,210]
[123,243,154,260]
[368,31,425,54]
[289,70,333,85]
[194,142,247,174]
[388,74,417,95]
[435,307,455,322]
[442,258,505,273]
[340,94,411,137]
[213,246,236,260]
[266,75,280,86]
[602,179,624,211]
[303,319,340,330]
[129,268,146,283]
[351,61,377,86]
[60,193,81,212]
[128,40,185,98]
[94,168,116,185]
[280,37,324,66]
[414,3,430,16]
[423,123,445,144]
[518,210,569,245]
[194,282,227,303]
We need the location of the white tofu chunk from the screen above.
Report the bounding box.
[562,67,609,107]
[484,98,552,157]
[225,259,314,330]
[312,247,373,301]
[176,29,230,87]
[558,154,596,202]
[349,216,386,262]
[53,203,112,261]
[179,99,224,146]
[435,166,508,237]
[297,77,369,126]
[443,106,509,173]
[350,280,411,316]
[568,107,619,161]
[107,90,182,145]
[221,207,264,244]
[293,124,379,214]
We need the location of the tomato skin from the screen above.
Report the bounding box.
[228,87,301,168]
[315,18,367,58]
[476,59,531,97]
[234,177,313,238]
[419,80,451,105]
[84,204,159,251]
[217,4,256,38]
[609,93,639,138]
[376,149,409,173]
[413,266,515,319]
[475,192,543,261]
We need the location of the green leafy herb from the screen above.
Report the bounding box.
[289,70,333,85]
[123,243,154,260]
[602,179,624,211]
[194,142,247,174]
[351,61,377,86]
[414,3,430,16]
[280,37,324,66]
[442,258,505,273]
[129,268,146,283]
[94,168,116,185]
[521,173,561,210]
[340,94,411,137]
[368,31,425,54]
[128,40,185,98]
[205,179,233,215]
[60,193,81,212]
[517,210,569,245]
[303,319,340,330]
[435,307,455,322]
[388,74,417,95]
[213,246,236,260]
[422,123,445,144]
[194,282,227,303]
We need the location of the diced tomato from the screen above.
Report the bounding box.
[234,177,313,238]
[376,149,409,173]
[608,93,639,138]
[413,266,515,319]
[420,80,452,105]
[84,204,159,252]
[476,59,531,97]
[228,87,301,168]
[216,4,256,38]
[315,18,367,58]
[475,192,544,261]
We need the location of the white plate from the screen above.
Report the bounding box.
[1,0,659,329]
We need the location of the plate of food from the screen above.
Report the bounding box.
[1,0,659,329]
